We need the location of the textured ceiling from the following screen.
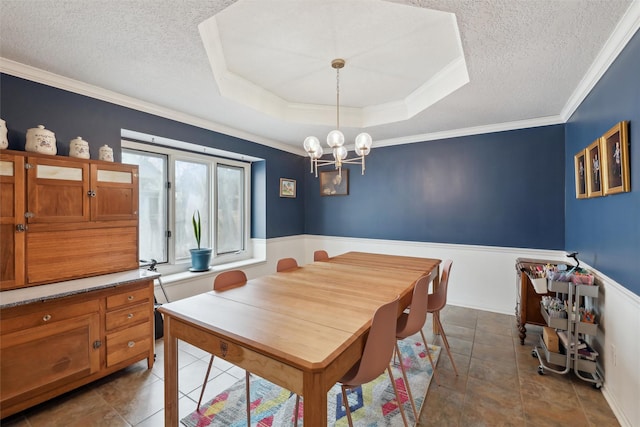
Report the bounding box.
[0,0,637,155]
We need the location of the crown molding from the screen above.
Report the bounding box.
[561,1,640,121]
[0,58,301,156]
[375,115,564,148]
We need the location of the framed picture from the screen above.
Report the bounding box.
[586,138,603,198]
[574,149,587,199]
[279,178,296,198]
[319,169,349,196]
[601,120,630,195]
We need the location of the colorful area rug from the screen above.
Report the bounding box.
[181,338,440,427]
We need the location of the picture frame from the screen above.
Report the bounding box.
[319,169,349,196]
[601,120,630,195]
[585,138,603,198]
[279,178,296,198]
[574,149,587,199]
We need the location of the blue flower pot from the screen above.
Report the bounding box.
[190,248,212,272]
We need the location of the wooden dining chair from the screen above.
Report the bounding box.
[293,297,408,426]
[394,274,439,419]
[197,270,252,420]
[276,257,298,271]
[313,250,329,261]
[422,259,458,376]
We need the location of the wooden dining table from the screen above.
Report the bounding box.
[159,251,441,426]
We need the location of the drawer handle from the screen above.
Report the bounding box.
[127,313,134,319]
[43,314,52,322]
[127,295,134,301]
[128,341,135,348]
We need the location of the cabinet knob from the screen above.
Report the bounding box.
[87,190,96,197]
[43,314,52,322]
[127,295,134,301]
[16,224,26,232]
[127,341,135,348]
[127,313,134,319]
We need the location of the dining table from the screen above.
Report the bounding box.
[159,251,441,426]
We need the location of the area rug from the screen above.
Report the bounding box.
[181,338,440,427]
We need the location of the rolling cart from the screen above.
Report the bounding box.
[532,278,603,389]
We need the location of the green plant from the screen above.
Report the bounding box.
[192,210,202,250]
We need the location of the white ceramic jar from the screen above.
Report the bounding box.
[26,125,57,155]
[0,119,8,149]
[69,136,90,159]
[98,144,114,162]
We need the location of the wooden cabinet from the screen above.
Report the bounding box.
[0,153,26,289]
[0,150,139,290]
[515,258,554,345]
[0,278,155,418]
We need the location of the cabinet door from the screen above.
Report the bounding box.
[26,156,90,223]
[91,163,138,221]
[0,153,26,290]
[0,312,100,406]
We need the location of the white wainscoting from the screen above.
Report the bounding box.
[153,234,638,427]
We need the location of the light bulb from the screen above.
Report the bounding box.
[355,132,373,149]
[303,136,320,154]
[333,145,348,161]
[327,130,345,148]
[312,145,324,159]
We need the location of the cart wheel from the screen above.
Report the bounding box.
[537,366,544,375]
[593,382,602,390]
[531,350,538,358]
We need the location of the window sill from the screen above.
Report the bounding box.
[155,256,266,287]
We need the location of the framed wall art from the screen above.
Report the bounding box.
[586,138,603,198]
[319,169,349,196]
[601,120,630,195]
[574,149,587,199]
[279,178,296,198]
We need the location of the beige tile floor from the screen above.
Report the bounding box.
[2,305,620,426]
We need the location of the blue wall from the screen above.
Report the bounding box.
[305,125,566,249]
[0,74,306,239]
[565,30,640,294]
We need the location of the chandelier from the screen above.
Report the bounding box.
[303,59,373,177]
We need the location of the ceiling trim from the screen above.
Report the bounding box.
[0,58,299,155]
[561,0,640,121]
[375,115,565,148]
[1,3,637,157]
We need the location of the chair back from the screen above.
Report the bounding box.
[213,270,247,291]
[339,297,399,386]
[396,274,430,338]
[277,257,298,272]
[313,250,329,261]
[428,259,452,313]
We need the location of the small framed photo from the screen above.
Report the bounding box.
[586,138,603,198]
[574,149,587,199]
[279,178,296,198]
[601,121,630,195]
[319,169,349,196]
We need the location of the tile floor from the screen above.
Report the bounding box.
[2,305,620,426]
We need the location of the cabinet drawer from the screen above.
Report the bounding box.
[106,321,152,367]
[106,285,150,310]
[0,299,100,335]
[105,302,150,332]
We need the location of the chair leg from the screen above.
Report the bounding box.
[197,355,215,411]
[419,329,440,386]
[395,343,418,421]
[294,394,300,427]
[434,312,458,376]
[341,385,354,427]
[245,371,251,426]
[387,366,409,427]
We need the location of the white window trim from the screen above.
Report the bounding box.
[122,139,252,276]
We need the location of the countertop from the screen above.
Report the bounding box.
[0,269,161,309]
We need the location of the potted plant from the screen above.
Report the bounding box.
[189,210,212,271]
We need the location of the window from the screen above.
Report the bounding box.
[122,140,251,273]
